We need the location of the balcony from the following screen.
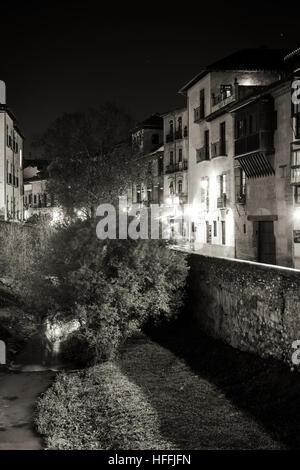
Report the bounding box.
[211,140,227,158]
[194,106,205,123]
[196,146,210,163]
[217,194,227,209]
[166,133,174,143]
[175,130,182,140]
[165,160,188,174]
[234,131,274,157]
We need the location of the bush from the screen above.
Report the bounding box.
[36,361,174,450]
[28,219,189,364]
[0,219,53,296]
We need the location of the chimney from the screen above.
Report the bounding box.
[0,80,6,105]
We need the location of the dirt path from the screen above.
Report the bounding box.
[0,371,55,450]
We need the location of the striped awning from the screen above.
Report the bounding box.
[236,152,275,178]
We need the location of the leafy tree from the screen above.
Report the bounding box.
[25,220,189,364]
[35,102,146,217]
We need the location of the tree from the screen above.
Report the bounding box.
[35,102,146,217]
[25,219,189,364]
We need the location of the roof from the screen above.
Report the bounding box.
[284,47,300,61]
[0,104,25,138]
[132,114,163,132]
[179,48,291,93]
[161,106,187,118]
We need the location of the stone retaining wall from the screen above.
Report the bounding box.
[186,252,300,364]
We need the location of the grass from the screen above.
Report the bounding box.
[35,360,174,450]
[35,332,284,450]
[149,321,300,449]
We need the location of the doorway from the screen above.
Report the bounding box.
[258,221,276,265]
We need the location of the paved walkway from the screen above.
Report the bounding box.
[0,370,55,450]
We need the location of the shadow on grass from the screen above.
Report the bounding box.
[146,318,300,450]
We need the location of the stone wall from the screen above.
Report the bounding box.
[186,252,300,364]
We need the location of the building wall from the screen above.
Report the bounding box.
[0,110,23,221]
[0,113,5,219]
[186,251,300,365]
[234,83,294,267]
[163,108,188,203]
[132,128,163,155]
[187,72,235,257]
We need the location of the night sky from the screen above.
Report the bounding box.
[1,1,299,155]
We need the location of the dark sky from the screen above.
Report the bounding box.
[1,1,299,154]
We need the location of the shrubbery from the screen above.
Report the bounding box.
[10,219,189,364]
[36,360,174,450]
[52,221,188,363]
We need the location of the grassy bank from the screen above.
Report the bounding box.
[35,334,283,450]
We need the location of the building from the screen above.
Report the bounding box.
[162,108,189,241]
[180,48,290,261]
[0,82,24,221]
[130,114,164,207]
[23,160,55,220]
[287,48,300,268]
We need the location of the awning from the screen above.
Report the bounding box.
[236,151,275,178]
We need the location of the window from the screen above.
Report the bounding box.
[220,84,232,98]
[169,120,174,135]
[213,221,217,237]
[170,151,174,165]
[295,186,300,204]
[178,117,182,131]
[200,89,205,119]
[178,149,182,162]
[178,180,183,194]
[221,221,226,245]
[291,150,300,184]
[218,174,227,197]
[204,130,210,159]
[169,181,174,195]
[220,122,226,155]
[296,114,300,139]
[200,177,209,210]
[206,221,212,244]
[236,117,247,139]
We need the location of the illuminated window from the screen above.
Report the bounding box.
[220,84,232,98]
[291,150,300,184]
